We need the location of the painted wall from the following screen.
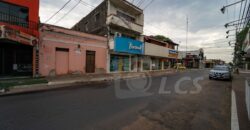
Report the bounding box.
[145,42,170,58]
[39,25,108,76]
[0,0,39,37]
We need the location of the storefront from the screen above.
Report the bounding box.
[110,37,144,72]
[144,41,179,71]
[0,26,38,77]
[168,49,178,68]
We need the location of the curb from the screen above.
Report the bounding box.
[0,70,177,97]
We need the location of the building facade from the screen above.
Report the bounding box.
[243,28,250,70]
[0,0,39,77]
[205,59,225,68]
[178,49,205,69]
[144,36,179,71]
[72,0,144,73]
[39,25,108,76]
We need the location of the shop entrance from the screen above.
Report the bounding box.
[110,54,129,72]
[0,40,33,76]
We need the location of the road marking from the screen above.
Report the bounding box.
[231,90,239,130]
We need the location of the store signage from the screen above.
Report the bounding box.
[114,37,144,54]
[168,49,178,58]
[169,50,178,54]
[129,42,143,50]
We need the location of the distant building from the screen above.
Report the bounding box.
[0,0,39,77]
[72,0,144,72]
[178,49,205,69]
[205,59,225,68]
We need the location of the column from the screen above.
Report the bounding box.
[129,55,132,72]
[140,56,143,72]
[135,56,138,72]
[107,52,110,73]
[150,57,152,71]
[161,60,164,70]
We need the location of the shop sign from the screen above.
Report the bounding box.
[169,50,178,54]
[168,49,178,58]
[114,37,144,54]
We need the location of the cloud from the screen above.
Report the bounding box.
[40,0,234,62]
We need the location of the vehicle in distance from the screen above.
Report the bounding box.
[209,65,232,80]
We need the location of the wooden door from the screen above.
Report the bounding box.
[56,48,69,75]
[86,51,95,73]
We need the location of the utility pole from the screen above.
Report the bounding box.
[186,16,188,56]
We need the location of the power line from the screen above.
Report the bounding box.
[137,0,144,7]
[236,0,243,32]
[239,0,248,30]
[243,1,250,27]
[54,0,81,25]
[143,0,154,10]
[44,0,72,23]
[131,0,135,4]
[78,0,95,9]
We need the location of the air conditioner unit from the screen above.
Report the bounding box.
[115,32,122,37]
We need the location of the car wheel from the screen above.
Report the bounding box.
[209,76,212,80]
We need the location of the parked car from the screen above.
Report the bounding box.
[175,63,186,71]
[209,65,232,80]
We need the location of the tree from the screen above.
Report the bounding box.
[234,25,249,67]
[153,35,173,43]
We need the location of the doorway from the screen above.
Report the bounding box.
[55,48,69,75]
[86,51,96,73]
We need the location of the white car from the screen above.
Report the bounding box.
[209,65,232,80]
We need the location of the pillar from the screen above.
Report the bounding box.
[161,60,164,70]
[129,55,132,72]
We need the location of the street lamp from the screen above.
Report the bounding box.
[226,35,236,39]
[221,0,245,14]
[221,6,226,14]
[226,28,242,34]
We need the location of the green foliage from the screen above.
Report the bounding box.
[234,25,250,67]
[153,35,173,43]
[0,78,48,89]
[236,26,249,48]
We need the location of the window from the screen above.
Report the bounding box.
[95,13,100,22]
[0,1,29,28]
[117,11,135,23]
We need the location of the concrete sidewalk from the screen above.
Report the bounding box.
[232,73,250,130]
[0,69,175,96]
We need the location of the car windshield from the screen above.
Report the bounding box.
[213,66,228,71]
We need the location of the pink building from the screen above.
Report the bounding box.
[39,25,107,76]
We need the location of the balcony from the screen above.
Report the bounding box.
[0,11,38,36]
[107,14,143,34]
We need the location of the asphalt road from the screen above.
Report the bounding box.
[0,70,231,130]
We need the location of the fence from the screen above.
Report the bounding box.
[0,11,38,35]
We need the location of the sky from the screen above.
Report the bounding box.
[39,0,244,63]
